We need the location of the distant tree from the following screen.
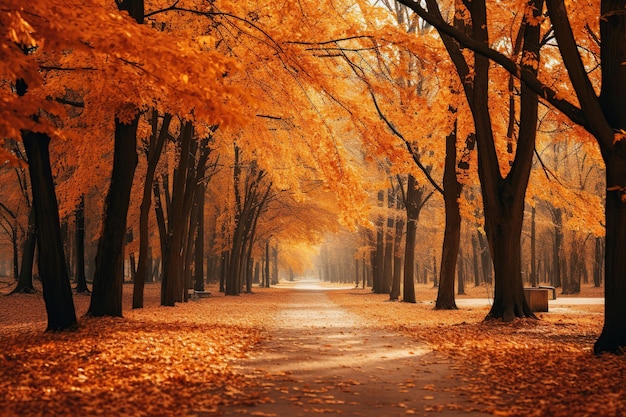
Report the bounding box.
[74,194,90,294]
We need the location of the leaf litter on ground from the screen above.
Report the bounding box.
[1,280,624,417]
[327,284,625,417]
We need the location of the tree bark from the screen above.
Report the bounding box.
[271,245,278,285]
[478,0,540,321]
[436,121,462,309]
[133,111,170,308]
[87,0,143,316]
[161,122,193,305]
[74,194,89,293]
[23,131,77,330]
[153,178,168,282]
[471,234,480,287]
[88,116,139,317]
[457,246,466,295]
[193,183,206,292]
[390,208,404,301]
[382,214,393,295]
[11,207,36,294]
[264,239,271,288]
[591,0,626,354]
[401,174,424,303]
[593,237,603,287]
[372,190,386,293]
[550,206,563,288]
[477,229,492,284]
[530,206,538,287]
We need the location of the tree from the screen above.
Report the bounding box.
[23,131,77,330]
[87,0,143,317]
[225,146,271,295]
[395,0,544,321]
[0,202,20,282]
[397,0,626,353]
[398,174,430,303]
[13,208,37,294]
[0,145,35,294]
[87,116,139,317]
[389,182,405,301]
[435,120,463,309]
[132,111,171,308]
[11,153,37,295]
[74,194,90,293]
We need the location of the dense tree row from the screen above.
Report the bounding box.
[1,0,624,353]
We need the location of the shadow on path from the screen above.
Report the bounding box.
[215,282,491,416]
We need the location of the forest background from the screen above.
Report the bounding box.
[1,0,625,354]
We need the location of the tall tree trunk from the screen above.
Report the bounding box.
[74,194,89,293]
[457,246,466,295]
[597,157,626,352]
[471,234,481,287]
[264,239,270,288]
[220,251,228,292]
[23,131,77,330]
[194,184,206,292]
[593,237,603,287]
[530,206,538,287]
[390,211,404,301]
[382,215,393,294]
[477,229,492,284]
[478,0,541,321]
[271,245,278,285]
[436,121,462,309]
[153,179,169,289]
[226,145,244,296]
[11,208,36,294]
[551,207,563,288]
[133,112,170,308]
[401,175,425,303]
[88,116,139,317]
[403,0,538,320]
[161,122,194,305]
[591,0,626,354]
[372,190,385,293]
[88,0,143,316]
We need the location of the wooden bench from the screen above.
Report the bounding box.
[524,287,549,312]
[539,285,557,300]
[193,290,211,298]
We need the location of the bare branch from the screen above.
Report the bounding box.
[368,90,444,195]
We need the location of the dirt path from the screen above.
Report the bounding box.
[218,282,491,416]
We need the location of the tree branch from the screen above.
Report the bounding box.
[52,97,85,108]
[395,0,590,132]
[368,90,444,195]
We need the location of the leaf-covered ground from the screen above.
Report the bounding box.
[1,280,624,416]
[328,284,626,417]
[0,283,274,416]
